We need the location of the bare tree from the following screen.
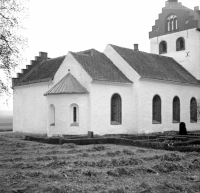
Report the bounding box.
[0,0,28,95]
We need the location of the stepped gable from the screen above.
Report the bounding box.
[110,44,200,85]
[13,52,66,87]
[149,0,200,38]
[70,49,132,84]
[44,72,88,96]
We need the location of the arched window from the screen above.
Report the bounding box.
[159,41,167,54]
[70,104,79,126]
[166,14,177,32]
[176,37,185,51]
[73,107,77,122]
[111,94,122,125]
[153,95,161,124]
[49,104,55,126]
[190,97,197,123]
[174,18,178,29]
[173,96,180,123]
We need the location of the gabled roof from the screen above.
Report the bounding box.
[110,44,200,85]
[70,49,132,84]
[44,73,88,96]
[16,56,66,86]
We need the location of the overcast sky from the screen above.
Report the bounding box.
[1,0,199,111]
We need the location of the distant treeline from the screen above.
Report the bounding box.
[0,123,13,126]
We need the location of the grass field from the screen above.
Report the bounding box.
[0,132,200,193]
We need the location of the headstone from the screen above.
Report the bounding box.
[88,131,93,138]
[179,122,187,135]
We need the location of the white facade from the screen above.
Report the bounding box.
[46,94,89,136]
[89,82,134,135]
[104,45,200,134]
[13,83,50,134]
[137,79,200,133]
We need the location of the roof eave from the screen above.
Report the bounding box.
[140,77,200,87]
[91,80,133,86]
[44,91,89,96]
[13,78,53,88]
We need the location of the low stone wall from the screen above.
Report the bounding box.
[24,135,200,152]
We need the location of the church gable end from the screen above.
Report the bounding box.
[70,49,132,84]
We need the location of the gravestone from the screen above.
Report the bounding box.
[179,122,187,135]
[88,131,93,138]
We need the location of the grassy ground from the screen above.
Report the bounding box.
[0,132,200,193]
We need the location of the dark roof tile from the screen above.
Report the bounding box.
[110,44,200,85]
[17,56,66,86]
[70,49,132,84]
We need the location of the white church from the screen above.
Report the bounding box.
[13,0,200,136]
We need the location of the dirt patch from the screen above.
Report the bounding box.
[106,150,121,157]
[153,161,184,173]
[73,157,143,168]
[86,145,109,152]
[61,143,77,148]
[136,148,152,153]
[188,159,200,169]
[161,153,182,161]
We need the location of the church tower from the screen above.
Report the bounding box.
[149,0,200,80]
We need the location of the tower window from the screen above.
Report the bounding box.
[159,41,167,54]
[152,95,162,124]
[166,14,177,32]
[111,93,122,125]
[176,37,185,51]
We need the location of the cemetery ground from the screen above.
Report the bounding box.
[0,132,200,193]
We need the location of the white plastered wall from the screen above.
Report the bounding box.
[13,83,51,134]
[90,82,135,135]
[46,94,89,137]
[104,44,141,132]
[53,52,92,92]
[150,28,200,80]
[137,79,200,133]
[47,52,93,134]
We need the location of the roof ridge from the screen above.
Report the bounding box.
[47,55,66,61]
[70,48,101,56]
[110,44,174,59]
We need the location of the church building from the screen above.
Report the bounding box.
[12,0,200,136]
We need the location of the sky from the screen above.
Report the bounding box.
[0,0,200,111]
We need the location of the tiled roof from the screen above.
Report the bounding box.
[70,49,132,84]
[110,44,200,85]
[44,73,88,96]
[17,56,66,86]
